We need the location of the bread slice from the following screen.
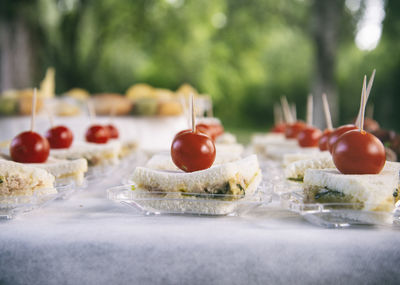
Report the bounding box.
[285,156,335,182]
[133,155,262,197]
[283,151,330,166]
[51,141,121,166]
[29,157,88,186]
[303,161,400,211]
[146,152,241,171]
[0,160,55,197]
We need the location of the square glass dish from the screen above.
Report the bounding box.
[0,187,64,219]
[280,190,399,228]
[107,183,271,216]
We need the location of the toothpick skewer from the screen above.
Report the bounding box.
[322,93,333,130]
[356,76,367,128]
[190,93,195,133]
[359,76,368,131]
[365,69,376,100]
[356,69,376,126]
[306,95,313,126]
[291,103,297,122]
[281,97,294,124]
[31,88,37,132]
[87,100,96,123]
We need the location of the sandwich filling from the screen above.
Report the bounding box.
[132,155,262,200]
[285,156,336,182]
[0,161,55,197]
[303,162,400,212]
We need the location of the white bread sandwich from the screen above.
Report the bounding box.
[285,156,335,182]
[215,132,237,144]
[29,157,88,186]
[303,161,400,212]
[264,145,319,161]
[145,151,242,171]
[117,139,139,158]
[132,155,262,199]
[0,160,56,197]
[0,150,88,186]
[283,151,331,166]
[51,141,121,166]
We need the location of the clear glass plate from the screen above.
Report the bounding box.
[281,190,398,228]
[107,183,271,216]
[0,185,70,219]
[85,164,116,184]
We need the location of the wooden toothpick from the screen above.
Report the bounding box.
[190,93,195,132]
[365,69,376,100]
[31,88,37,132]
[359,76,368,131]
[281,97,294,124]
[291,103,297,121]
[322,93,333,130]
[356,69,376,126]
[87,100,96,123]
[306,95,313,126]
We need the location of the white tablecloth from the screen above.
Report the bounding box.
[0,117,399,284]
[0,116,187,152]
[0,172,399,285]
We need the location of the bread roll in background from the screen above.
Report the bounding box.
[92,93,132,116]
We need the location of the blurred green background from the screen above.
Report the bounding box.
[1,0,399,134]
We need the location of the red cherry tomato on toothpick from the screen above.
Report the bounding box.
[107,124,119,139]
[285,121,306,139]
[171,131,216,172]
[318,129,333,151]
[10,131,50,163]
[85,125,110,144]
[332,130,385,174]
[298,127,322,147]
[271,123,286,133]
[45,126,74,149]
[327,124,358,153]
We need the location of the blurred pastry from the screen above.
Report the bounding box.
[40,67,55,98]
[18,89,44,115]
[176,83,198,97]
[158,100,182,116]
[132,97,158,116]
[92,93,132,115]
[65,88,90,101]
[126,83,156,100]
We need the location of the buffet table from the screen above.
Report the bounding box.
[0,173,399,285]
[0,116,399,285]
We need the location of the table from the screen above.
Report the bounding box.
[1,172,399,285]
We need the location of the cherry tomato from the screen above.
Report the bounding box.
[363,118,380,132]
[174,129,192,140]
[10,131,50,163]
[318,129,333,151]
[212,123,224,138]
[298,127,322,147]
[332,130,385,174]
[196,123,224,140]
[285,121,306,139]
[85,125,110,144]
[271,123,286,133]
[196,124,214,139]
[327,124,357,153]
[171,131,216,172]
[107,124,119,139]
[45,125,74,149]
